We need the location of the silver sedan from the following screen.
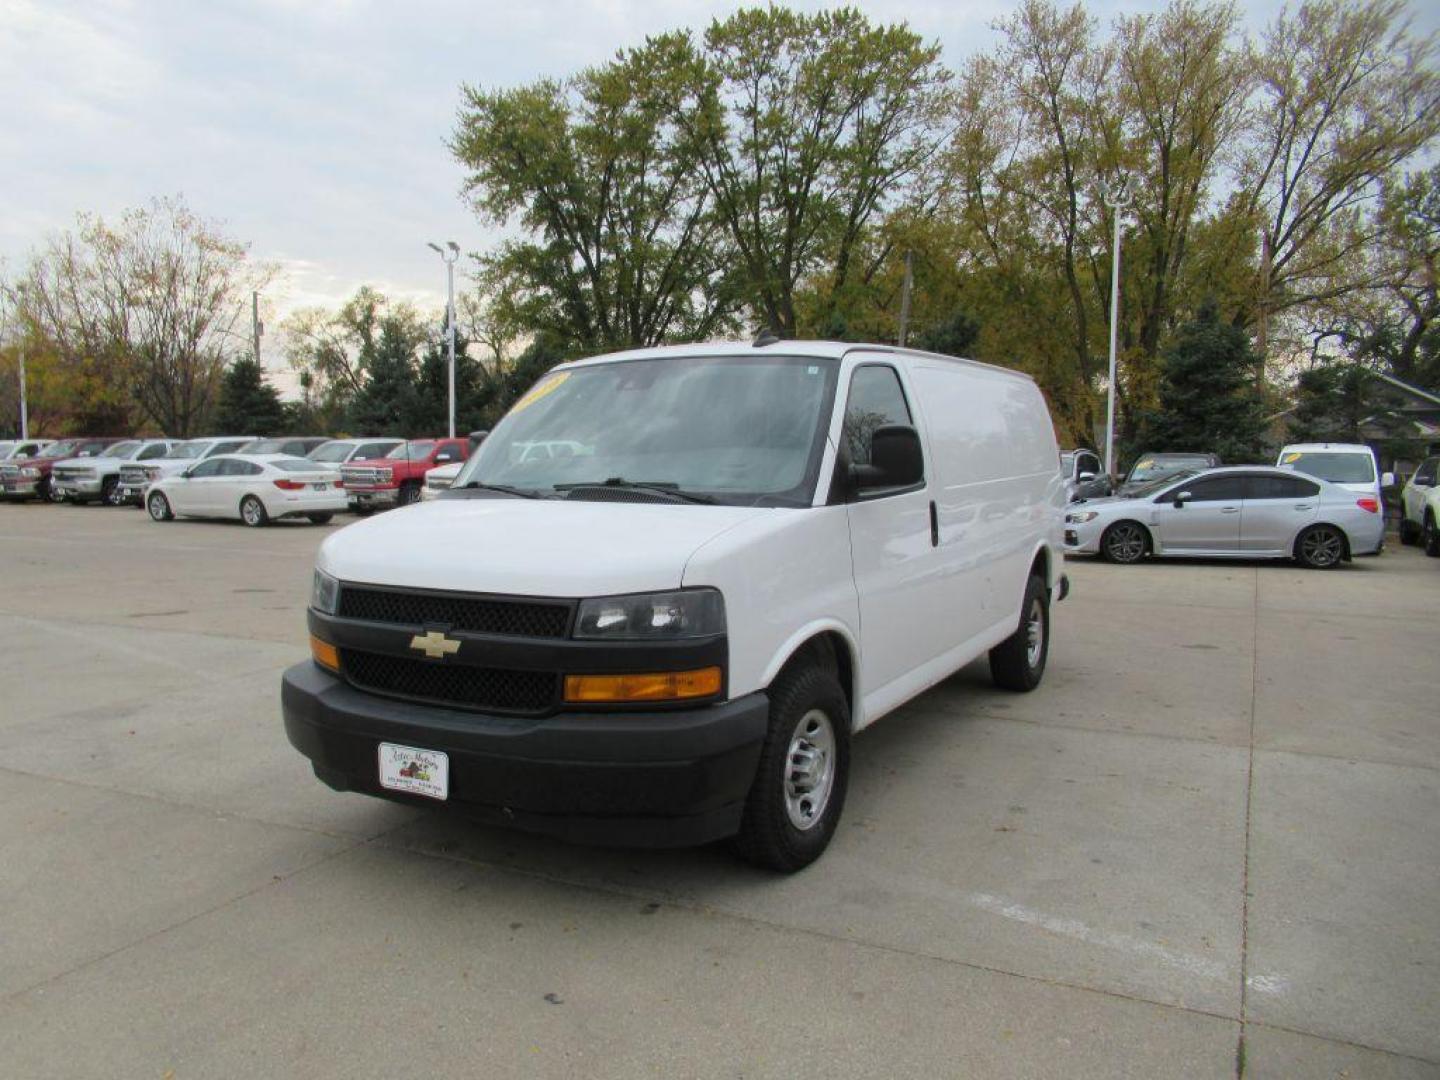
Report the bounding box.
[1063,466,1385,569]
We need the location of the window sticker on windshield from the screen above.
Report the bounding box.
[1136,458,1154,470]
[1281,452,1301,463]
[511,372,570,414]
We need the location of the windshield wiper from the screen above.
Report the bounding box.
[553,478,717,504]
[458,481,546,499]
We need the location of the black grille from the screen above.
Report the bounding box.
[338,587,570,638]
[340,649,557,715]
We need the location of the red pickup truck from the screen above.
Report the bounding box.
[0,437,126,502]
[339,437,469,513]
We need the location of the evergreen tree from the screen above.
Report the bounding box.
[213,357,286,435]
[1288,363,1368,443]
[403,331,497,435]
[347,321,419,435]
[1136,303,1267,462]
[916,311,980,358]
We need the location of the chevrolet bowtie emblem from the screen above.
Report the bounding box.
[409,630,461,660]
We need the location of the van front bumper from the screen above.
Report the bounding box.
[282,662,769,847]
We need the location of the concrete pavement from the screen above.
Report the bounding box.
[0,502,1436,1077]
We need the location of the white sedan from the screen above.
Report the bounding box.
[1063,465,1385,569]
[145,454,347,526]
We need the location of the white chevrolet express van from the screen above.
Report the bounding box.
[284,340,1067,870]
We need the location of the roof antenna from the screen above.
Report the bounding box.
[753,328,782,348]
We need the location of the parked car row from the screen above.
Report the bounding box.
[0,433,487,526]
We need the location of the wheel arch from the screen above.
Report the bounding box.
[760,621,860,732]
[1294,521,1352,562]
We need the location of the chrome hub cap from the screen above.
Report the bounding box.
[1026,598,1045,668]
[784,708,836,831]
[1303,529,1342,566]
[243,501,260,524]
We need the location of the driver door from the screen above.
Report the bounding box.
[172,457,228,513]
[1151,475,1244,553]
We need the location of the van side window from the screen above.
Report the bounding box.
[844,366,913,467]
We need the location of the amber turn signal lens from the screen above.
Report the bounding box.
[564,667,722,704]
[310,634,340,672]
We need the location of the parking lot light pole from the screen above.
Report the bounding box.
[1101,177,1131,482]
[428,241,460,439]
[11,282,28,440]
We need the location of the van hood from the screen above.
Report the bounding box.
[318,496,769,597]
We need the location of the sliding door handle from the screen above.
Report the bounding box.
[929,500,939,547]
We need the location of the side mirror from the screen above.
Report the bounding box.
[1173,490,1192,506]
[851,425,924,492]
[1381,471,1395,488]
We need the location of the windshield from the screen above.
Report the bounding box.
[272,457,324,472]
[1136,469,1201,498]
[308,441,355,462]
[39,441,79,459]
[104,441,141,460]
[453,354,840,506]
[1127,455,1210,482]
[164,442,204,460]
[243,439,295,455]
[1280,450,1375,484]
[387,441,437,460]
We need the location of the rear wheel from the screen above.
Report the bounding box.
[1424,513,1440,558]
[306,513,334,525]
[989,574,1050,691]
[1297,524,1346,569]
[147,491,173,521]
[1398,517,1420,545]
[240,495,269,527]
[1100,520,1148,564]
[735,662,850,873]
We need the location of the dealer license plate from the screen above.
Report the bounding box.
[378,743,449,800]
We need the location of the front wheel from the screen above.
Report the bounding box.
[1424,515,1440,558]
[240,495,269,527]
[397,482,420,507]
[101,476,120,506]
[147,491,173,521]
[735,663,850,873]
[989,574,1050,691]
[1296,524,1346,569]
[1100,521,1148,564]
[45,481,66,504]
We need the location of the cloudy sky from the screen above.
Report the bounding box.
[3,0,1436,368]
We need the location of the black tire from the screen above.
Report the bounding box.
[45,480,66,504]
[1398,518,1420,545]
[147,491,173,521]
[351,505,373,517]
[306,513,334,525]
[1424,514,1440,558]
[240,495,269,527]
[1100,520,1149,564]
[989,574,1050,692]
[397,482,421,507]
[101,476,120,506]
[735,662,851,873]
[1296,524,1346,569]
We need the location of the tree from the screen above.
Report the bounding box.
[1237,0,1440,365]
[1288,361,1368,442]
[346,318,420,435]
[213,357,285,435]
[403,329,499,435]
[1136,302,1268,460]
[687,7,953,335]
[17,196,268,435]
[452,33,737,351]
[916,310,980,357]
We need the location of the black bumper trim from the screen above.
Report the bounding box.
[282,662,769,847]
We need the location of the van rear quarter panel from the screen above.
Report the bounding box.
[907,360,1064,625]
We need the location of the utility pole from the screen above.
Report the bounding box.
[1256,231,1271,383]
[1101,176,1132,483]
[428,241,461,438]
[898,250,914,347]
[12,283,28,439]
[252,291,263,366]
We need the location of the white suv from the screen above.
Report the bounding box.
[1400,455,1440,555]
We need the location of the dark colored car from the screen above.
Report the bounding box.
[1116,452,1222,496]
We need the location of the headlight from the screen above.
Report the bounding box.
[311,568,340,614]
[379,468,394,483]
[1066,510,1099,524]
[574,588,725,640]
[21,467,40,478]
